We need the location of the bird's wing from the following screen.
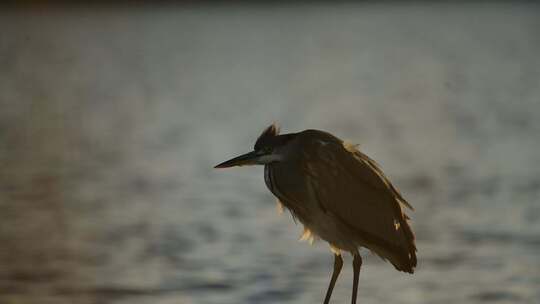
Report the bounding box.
[302,139,416,272]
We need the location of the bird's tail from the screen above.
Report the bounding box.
[392,214,417,273]
[367,214,417,274]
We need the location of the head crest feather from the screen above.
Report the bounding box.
[254,123,280,150]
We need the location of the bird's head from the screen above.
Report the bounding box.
[214,123,295,168]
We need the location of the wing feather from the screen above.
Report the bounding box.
[302,138,417,272]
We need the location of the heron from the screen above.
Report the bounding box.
[214,124,417,304]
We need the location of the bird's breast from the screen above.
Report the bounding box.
[264,165,272,190]
[264,162,324,224]
[264,163,303,212]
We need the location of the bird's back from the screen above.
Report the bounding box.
[265,130,417,273]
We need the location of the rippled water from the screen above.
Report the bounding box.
[1,3,539,304]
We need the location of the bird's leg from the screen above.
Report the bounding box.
[323,254,343,304]
[351,254,362,304]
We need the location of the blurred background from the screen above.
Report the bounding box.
[1,2,539,304]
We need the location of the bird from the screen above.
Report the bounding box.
[214,124,417,304]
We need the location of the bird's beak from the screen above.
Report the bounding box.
[214,151,259,168]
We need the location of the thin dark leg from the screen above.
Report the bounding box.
[351,254,362,304]
[323,254,343,304]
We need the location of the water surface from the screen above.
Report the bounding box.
[1,3,539,304]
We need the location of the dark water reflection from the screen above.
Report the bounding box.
[1,3,540,304]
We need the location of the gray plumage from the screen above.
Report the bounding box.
[215,124,417,304]
[265,129,416,272]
